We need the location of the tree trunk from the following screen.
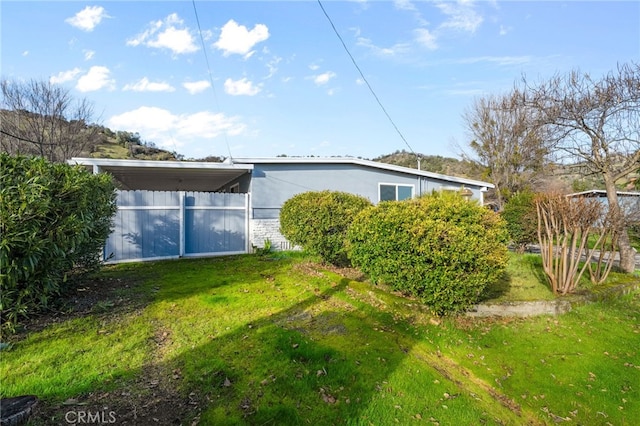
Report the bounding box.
[604,176,637,273]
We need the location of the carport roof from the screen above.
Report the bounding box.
[69,158,253,192]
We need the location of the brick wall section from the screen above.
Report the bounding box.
[250,219,296,251]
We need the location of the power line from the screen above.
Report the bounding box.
[0,129,53,146]
[316,0,420,165]
[191,0,233,161]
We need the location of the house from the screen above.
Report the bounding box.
[69,156,494,263]
[567,189,640,220]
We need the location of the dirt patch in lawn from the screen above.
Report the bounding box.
[7,274,202,426]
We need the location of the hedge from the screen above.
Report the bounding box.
[347,191,509,315]
[279,190,372,266]
[0,154,117,331]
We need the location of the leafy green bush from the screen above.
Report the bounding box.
[279,191,372,266]
[0,154,117,331]
[501,191,537,252]
[347,192,509,315]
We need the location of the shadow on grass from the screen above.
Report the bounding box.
[160,276,419,424]
[480,271,511,301]
[5,253,422,424]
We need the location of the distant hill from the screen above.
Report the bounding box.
[88,127,181,161]
[0,109,182,162]
[371,149,486,182]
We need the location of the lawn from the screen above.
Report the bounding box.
[1,252,638,425]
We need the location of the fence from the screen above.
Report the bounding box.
[105,190,249,263]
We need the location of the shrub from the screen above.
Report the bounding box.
[501,191,537,252]
[0,154,117,331]
[280,191,372,266]
[347,191,509,315]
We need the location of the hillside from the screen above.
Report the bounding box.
[372,149,486,182]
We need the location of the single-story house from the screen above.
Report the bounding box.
[69,156,494,263]
[567,189,640,220]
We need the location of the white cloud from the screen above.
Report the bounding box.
[436,0,483,33]
[84,50,95,61]
[312,71,336,86]
[214,19,269,58]
[22,51,29,57]
[499,25,510,36]
[456,55,532,66]
[224,78,262,96]
[50,68,82,84]
[127,13,198,55]
[107,106,246,151]
[123,77,175,92]
[183,80,211,94]
[357,37,411,57]
[414,28,438,50]
[394,0,417,12]
[66,6,109,32]
[265,56,282,79]
[76,66,115,92]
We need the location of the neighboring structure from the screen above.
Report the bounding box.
[70,157,494,262]
[567,189,640,218]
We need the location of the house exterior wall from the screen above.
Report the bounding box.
[247,162,487,248]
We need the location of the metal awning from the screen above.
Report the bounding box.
[68,158,253,192]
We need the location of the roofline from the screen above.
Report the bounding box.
[231,157,495,189]
[68,157,253,171]
[567,189,640,197]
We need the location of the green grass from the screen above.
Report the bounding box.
[482,253,555,302]
[1,252,638,425]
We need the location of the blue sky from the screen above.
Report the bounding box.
[2,1,639,161]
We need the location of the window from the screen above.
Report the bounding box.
[229,183,240,193]
[379,183,414,201]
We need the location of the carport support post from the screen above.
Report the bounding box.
[179,191,186,257]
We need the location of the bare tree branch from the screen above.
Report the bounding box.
[1,79,103,162]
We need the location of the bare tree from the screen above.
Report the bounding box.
[0,79,102,162]
[462,90,549,210]
[522,63,640,273]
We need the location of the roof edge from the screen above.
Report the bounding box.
[567,189,640,197]
[68,157,253,170]
[232,156,495,189]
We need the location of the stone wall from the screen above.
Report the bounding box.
[467,281,639,317]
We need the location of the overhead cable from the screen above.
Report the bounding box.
[191,0,234,161]
[316,0,419,162]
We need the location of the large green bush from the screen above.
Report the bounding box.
[501,191,538,252]
[347,192,509,315]
[0,154,117,330]
[279,190,372,266]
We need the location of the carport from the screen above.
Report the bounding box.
[70,158,253,192]
[69,158,254,263]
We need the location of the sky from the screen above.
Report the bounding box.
[1,1,639,161]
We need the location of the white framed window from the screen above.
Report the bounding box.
[229,183,240,193]
[379,183,414,202]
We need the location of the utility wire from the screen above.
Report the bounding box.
[316,0,420,165]
[0,129,53,146]
[191,0,234,161]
